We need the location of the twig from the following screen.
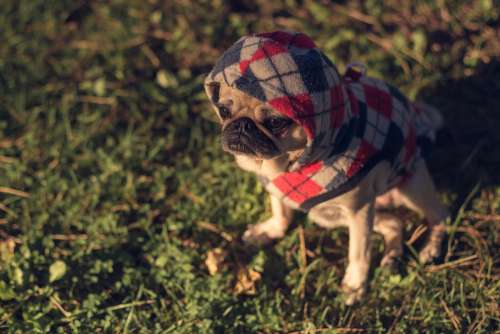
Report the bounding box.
[0,203,17,217]
[368,33,429,69]
[149,29,172,41]
[122,285,144,334]
[299,226,307,273]
[287,328,365,334]
[366,34,411,76]
[180,187,202,204]
[0,187,29,198]
[197,221,233,242]
[70,40,101,50]
[62,300,155,322]
[407,224,427,245]
[446,182,481,262]
[51,234,89,241]
[464,213,500,222]
[426,254,478,273]
[104,300,155,312]
[0,156,17,164]
[298,226,307,299]
[454,226,489,255]
[50,296,72,318]
[440,299,462,332]
[387,296,409,334]
[0,234,21,244]
[141,45,160,68]
[320,0,378,26]
[78,95,116,106]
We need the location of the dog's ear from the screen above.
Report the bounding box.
[204,82,220,104]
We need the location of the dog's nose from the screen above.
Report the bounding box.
[227,117,256,133]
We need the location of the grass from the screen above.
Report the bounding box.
[0,0,499,332]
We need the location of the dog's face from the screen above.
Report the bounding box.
[206,83,307,163]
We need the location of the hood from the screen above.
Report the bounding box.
[204,30,354,170]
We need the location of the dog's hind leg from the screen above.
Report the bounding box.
[396,160,449,263]
[373,212,404,268]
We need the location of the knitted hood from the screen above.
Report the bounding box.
[204,31,351,169]
[205,31,439,211]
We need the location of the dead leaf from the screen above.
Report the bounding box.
[234,267,261,295]
[205,248,226,276]
[49,260,67,282]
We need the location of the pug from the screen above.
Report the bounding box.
[204,31,448,305]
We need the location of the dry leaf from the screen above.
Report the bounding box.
[234,268,261,295]
[205,248,226,276]
[49,260,67,283]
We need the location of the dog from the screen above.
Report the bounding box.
[204,31,448,305]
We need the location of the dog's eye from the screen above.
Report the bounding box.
[217,105,231,120]
[264,117,292,133]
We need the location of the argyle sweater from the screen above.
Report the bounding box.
[205,31,440,211]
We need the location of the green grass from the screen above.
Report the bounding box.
[1,0,499,332]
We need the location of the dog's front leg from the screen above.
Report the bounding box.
[242,193,293,245]
[342,200,374,305]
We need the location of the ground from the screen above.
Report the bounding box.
[0,1,499,333]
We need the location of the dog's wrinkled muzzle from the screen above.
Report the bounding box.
[222,117,279,158]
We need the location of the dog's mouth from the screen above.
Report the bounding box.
[222,117,280,159]
[223,134,279,158]
[226,140,256,155]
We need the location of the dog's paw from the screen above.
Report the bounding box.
[242,218,287,246]
[380,252,400,271]
[341,283,367,306]
[341,264,369,305]
[418,242,442,264]
[418,226,446,264]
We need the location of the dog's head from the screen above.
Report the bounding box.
[205,82,307,161]
[205,31,351,171]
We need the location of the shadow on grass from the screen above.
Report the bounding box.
[421,60,500,213]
